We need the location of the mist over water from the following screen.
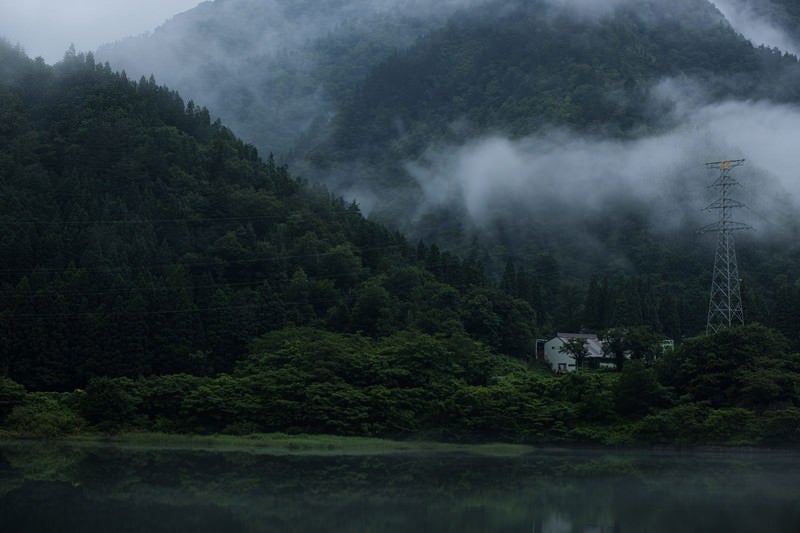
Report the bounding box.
[2,443,799,533]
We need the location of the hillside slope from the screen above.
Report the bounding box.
[95,0,483,158]
[25,0,800,349]
[0,41,539,390]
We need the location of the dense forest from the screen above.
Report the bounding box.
[722,0,800,38]
[0,42,533,392]
[94,0,800,349]
[2,0,800,446]
[95,0,467,158]
[320,0,800,173]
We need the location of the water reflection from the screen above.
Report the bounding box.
[0,443,798,532]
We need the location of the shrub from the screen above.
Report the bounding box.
[6,392,85,437]
[760,408,800,444]
[0,376,26,420]
[80,377,141,433]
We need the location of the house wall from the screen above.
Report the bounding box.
[543,338,575,373]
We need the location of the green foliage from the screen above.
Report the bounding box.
[0,377,26,420]
[634,404,761,445]
[602,328,629,371]
[237,328,530,437]
[0,42,542,391]
[702,408,759,445]
[2,324,794,446]
[448,383,551,442]
[614,361,670,417]
[80,377,141,433]
[634,403,710,445]
[659,324,800,410]
[136,374,211,431]
[760,408,800,444]
[321,0,800,177]
[551,371,618,424]
[182,375,262,434]
[3,11,800,448]
[559,338,590,370]
[6,392,85,438]
[75,0,800,357]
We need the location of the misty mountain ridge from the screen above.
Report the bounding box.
[4,0,800,347]
[7,1,800,268]
[5,4,800,449]
[2,41,548,389]
[94,0,800,234]
[714,0,800,54]
[95,0,741,159]
[59,1,800,326]
[95,0,488,158]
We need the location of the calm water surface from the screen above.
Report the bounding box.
[1,442,798,532]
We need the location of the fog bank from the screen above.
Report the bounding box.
[0,0,202,64]
[405,82,799,235]
[712,0,800,56]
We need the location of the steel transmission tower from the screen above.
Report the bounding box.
[699,159,750,334]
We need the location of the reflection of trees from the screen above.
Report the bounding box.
[1,446,799,532]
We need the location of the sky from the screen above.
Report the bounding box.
[0,0,204,64]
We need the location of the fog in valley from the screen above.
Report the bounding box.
[3,0,800,258]
[712,0,800,55]
[2,3,800,528]
[82,0,800,269]
[404,79,800,237]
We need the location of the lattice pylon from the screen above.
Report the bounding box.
[698,159,750,335]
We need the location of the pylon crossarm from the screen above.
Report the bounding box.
[698,221,751,234]
[703,199,746,210]
[705,159,746,170]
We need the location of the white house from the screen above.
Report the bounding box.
[543,333,613,373]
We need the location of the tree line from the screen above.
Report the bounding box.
[0,42,540,391]
[2,324,798,446]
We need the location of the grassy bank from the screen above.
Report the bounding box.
[0,431,538,457]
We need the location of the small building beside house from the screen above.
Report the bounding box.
[659,339,675,354]
[543,333,614,373]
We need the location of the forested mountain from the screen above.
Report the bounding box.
[0,41,539,391]
[719,0,800,42]
[322,0,800,167]
[94,5,800,236]
[7,0,800,356]
[2,3,800,445]
[95,0,483,159]
[303,0,800,324]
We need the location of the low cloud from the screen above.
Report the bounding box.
[0,0,202,64]
[712,0,800,56]
[542,0,633,17]
[404,80,800,237]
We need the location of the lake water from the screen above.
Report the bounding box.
[1,442,798,532]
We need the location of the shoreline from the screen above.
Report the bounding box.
[0,431,539,457]
[1,431,795,457]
